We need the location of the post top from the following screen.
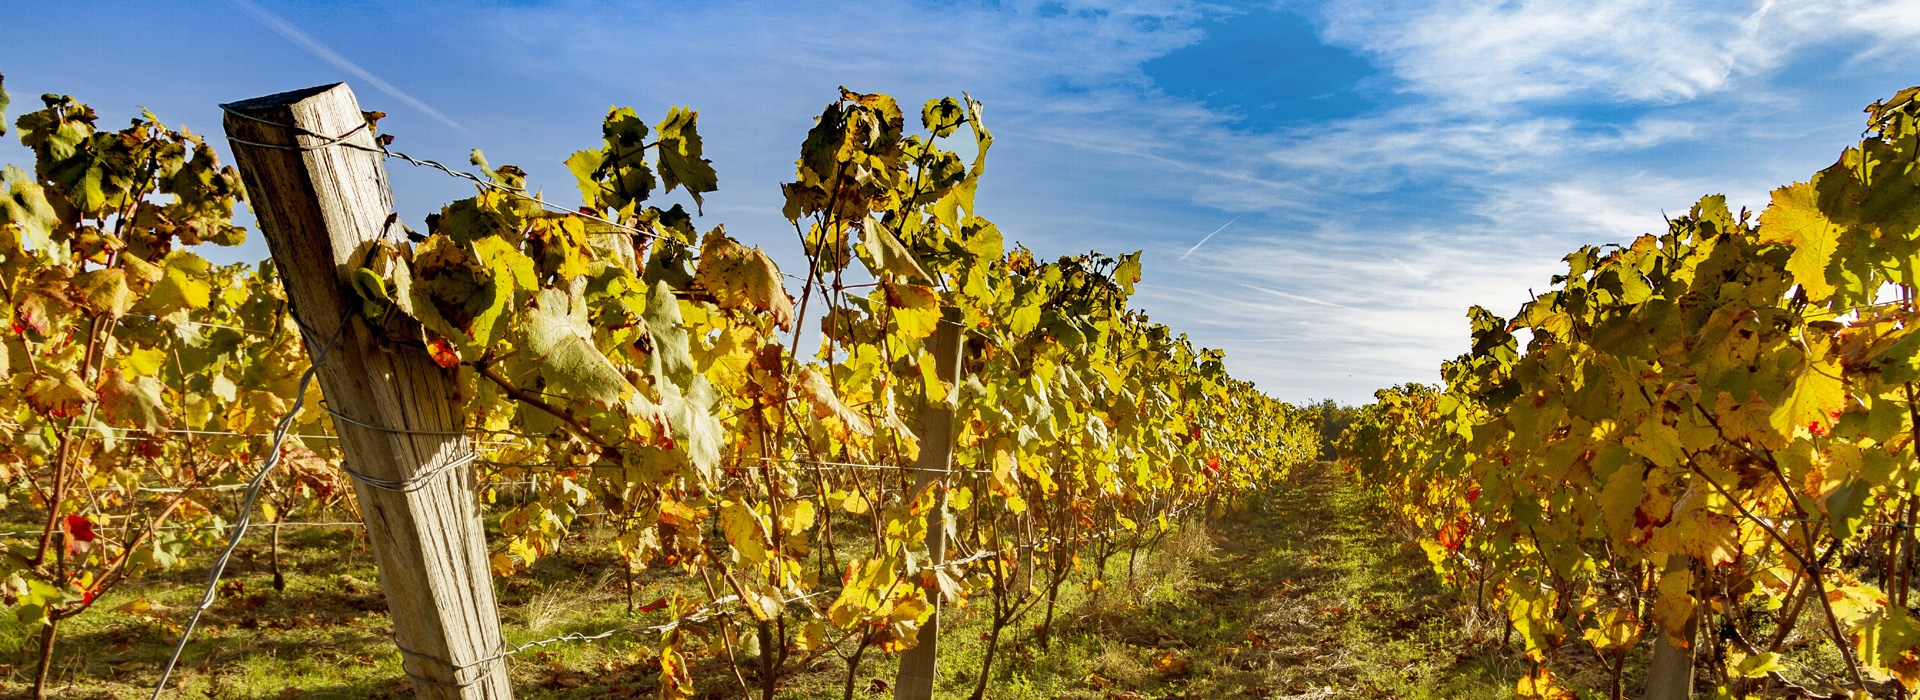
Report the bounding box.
[222,83,351,113]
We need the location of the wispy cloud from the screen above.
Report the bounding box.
[228,0,467,133]
[1315,0,1920,110]
[437,0,1920,401]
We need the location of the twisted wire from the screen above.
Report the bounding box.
[150,319,348,699]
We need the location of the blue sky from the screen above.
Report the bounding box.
[5,0,1919,403]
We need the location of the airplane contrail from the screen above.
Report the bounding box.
[229,0,468,134]
[1237,282,1353,310]
[1180,214,1243,260]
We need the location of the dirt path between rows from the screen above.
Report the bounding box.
[1068,461,1522,699]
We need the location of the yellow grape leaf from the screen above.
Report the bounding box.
[1581,608,1642,653]
[1730,650,1786,678]
[1650,510,1739,566]
[888,596,931,627]
[468,235,536,347]
[885,282,940,341]
[1598,463,1644,544]
[1506,586,1566,660]
[97,371,168,432]
[1625,422,1684,470]
[796,619,828,651]
[693,227,794,331]
[73,268,134,317]
[25,371,96,418]
[114,346,167,377]
[1861,607,1920,688]
[144,250,212,316]
[719,500,771,565]
[659,645,693,699]
[948,485,973,511]
[1758,180,1842,302]
[748,583,785,621]
[780,500,816,535]
[489,551,517,577]
[860,215,932,284]
[121,253,163,288]
[1713,390,1782,450]
[917,352,949,404]
[1771,359,1845,438]
[1827,584,1886,628]
[1515,667,1575,699]
[1150,650,1190,675]
[796,367,873,438]
[1651,566,1695,650]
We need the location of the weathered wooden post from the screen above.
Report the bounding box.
[1642,555,1695,700]
[893,306,965,700]
[223,83,512,698]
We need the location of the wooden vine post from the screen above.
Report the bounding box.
[223,83,512,698]
[893,306,966,700]
[1641,555,1695,700]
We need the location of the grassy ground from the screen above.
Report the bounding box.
[3,463,1541,699]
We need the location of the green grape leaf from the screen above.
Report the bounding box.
[1826,479,1872,541]
[1,165,58,252]
[660,375,723,479]
[643,280,698,390]
[349,267,393,308]
[655,106,717,211]
[635,276,725,476]
[527,286,633,406]
[0,74,9,137]
[860,217,932,284]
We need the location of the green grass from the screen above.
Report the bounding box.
[3,464,1545,698]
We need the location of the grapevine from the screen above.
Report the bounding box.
[0,75,1319,699]
[1340,86,1920,698]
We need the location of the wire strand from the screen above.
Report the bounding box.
[151,319,348,699]
[220,104,670,242]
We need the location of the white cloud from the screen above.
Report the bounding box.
[1314,0,1920,110]
[441,0,1920,403]
[15,0,1919,405]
